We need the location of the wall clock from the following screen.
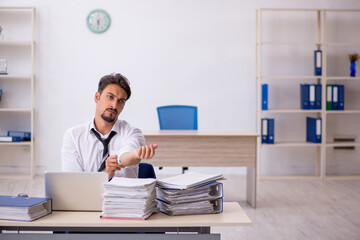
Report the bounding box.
[87,9,111,33]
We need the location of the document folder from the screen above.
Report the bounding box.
[0,195,52,222]
[262,84,268,110]
[306,117,321,143]
[315,84,322,110]
[8,131,31,141]
[309,84,315,109]
[261,118,268,144]
[267,118,274,144]
[332,85,339,110]
[300,84,309,109]
[156,181,223,204]
[314,50,322,76]
[157,197,223,216]
[337,85,344,110]
[326,85,332,110]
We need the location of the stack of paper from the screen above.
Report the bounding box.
[101,177,157,220]
[0,195,52,222]
[156,172,224,216]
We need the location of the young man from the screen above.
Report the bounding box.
[61,73,157,179]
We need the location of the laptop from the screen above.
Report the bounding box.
[45,172,108,211]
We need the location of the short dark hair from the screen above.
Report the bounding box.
[98,73,131,100]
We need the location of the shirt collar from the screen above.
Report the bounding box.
[90,119,120,137]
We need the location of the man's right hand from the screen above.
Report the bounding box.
[105,155,124,179]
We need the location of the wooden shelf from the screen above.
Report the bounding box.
[0,174,33,179]
[262,109,321,114]
[256,8,360,179]
[259,75,321,80]
[326,110,360,114]
[0,41,33,46]
[0,108,32,112]
[261,142,321,147]
[257,41,321,45]
[326,42,360,47]
[0,142,31,146]
[326,142,360,147]
[326,76,360,80]
[0,7,36,178]
[0,74,32,80]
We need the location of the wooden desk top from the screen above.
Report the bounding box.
[143,130,259,137]
[0,202,251,228]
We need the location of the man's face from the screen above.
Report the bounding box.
[95,84,128,123]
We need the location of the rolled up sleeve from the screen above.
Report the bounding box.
[117,127,146,164]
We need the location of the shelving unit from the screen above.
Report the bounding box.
[256,8,360,179]
[0,7,36,177]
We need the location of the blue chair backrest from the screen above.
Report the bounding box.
[138,163,156,179]
[157,105,198,130]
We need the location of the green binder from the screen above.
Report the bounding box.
[326,84,332,110]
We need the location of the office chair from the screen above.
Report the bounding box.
[157,105,198,130]
[138,163,156,179]
[157,105,198,173]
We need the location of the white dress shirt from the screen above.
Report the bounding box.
[61,119,146,178]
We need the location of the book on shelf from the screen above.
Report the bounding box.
[261,118,274,144]
[306,117,321,143]
[0,136,21,142]
[261,84,268,110]
[314,50,322,76]
[7,131,31,141]
[0,195,52,222]
[156,173,224,216]
[0,89,2,101]
[101,177,157,220]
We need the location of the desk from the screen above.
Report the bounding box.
[0,202,251,240]
[144,131,259,207]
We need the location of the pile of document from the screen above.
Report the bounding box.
[156,172,224,216]
[0,195,52,222]
[101,177,157,220]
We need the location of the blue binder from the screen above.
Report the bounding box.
[332,85,339,110]
[314,50,322,76]
[300,84,309,110]
[306,117,321,143]
[337,85,344,110]
[309,84,316,109]
[0,136,21,142]
[0,195,52,221]
[267,118,274,144]
[315,84,322,110]
[8,131,31,140]
[261,118,268,144]
[262,84,268,110]
[0,89,2,101]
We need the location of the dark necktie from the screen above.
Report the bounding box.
[91,128,117,172]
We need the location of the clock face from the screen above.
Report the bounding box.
[87,9,111,33]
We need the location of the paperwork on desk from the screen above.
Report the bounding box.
[157,172,224,190]
[0,195,52,222]
[101,177,157,220]
[156,172,224,216]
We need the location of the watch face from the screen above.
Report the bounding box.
[87,9,111,33]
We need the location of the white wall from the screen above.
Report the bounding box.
[0,0,359,175]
